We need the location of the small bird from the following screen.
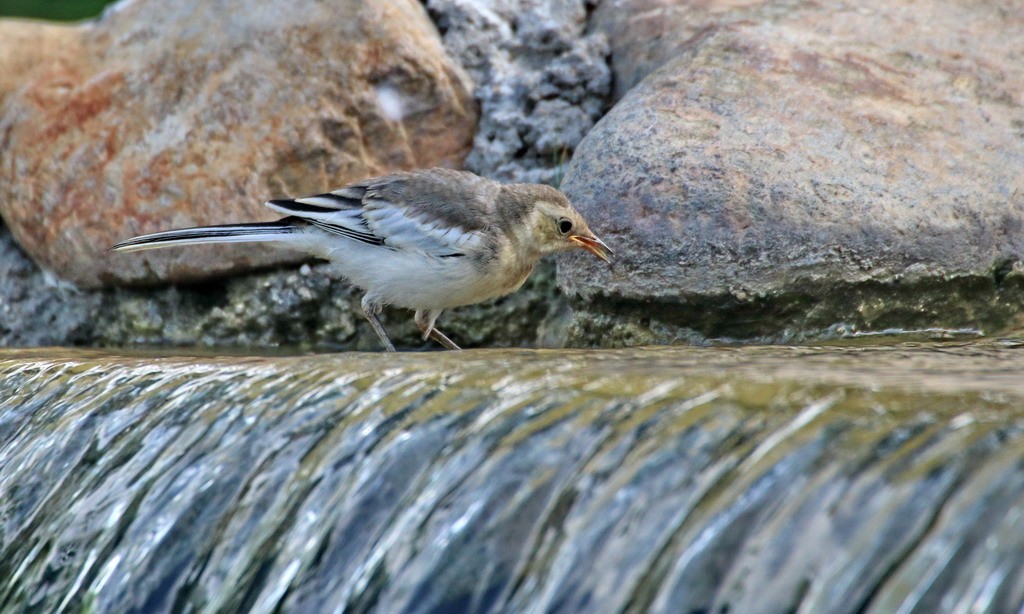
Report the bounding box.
[111,168,611,351]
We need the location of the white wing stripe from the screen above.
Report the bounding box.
[295,195,353,208]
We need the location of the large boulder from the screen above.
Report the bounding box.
[0,0,476,288]
[560,1,1024,345]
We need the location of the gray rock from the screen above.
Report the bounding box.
[0,225,101,346]
[560,10,1024,345]
[92,259,568,351]
[427,0,611,184]
[592,0,809,100]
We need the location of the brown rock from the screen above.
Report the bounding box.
[0,0,476,288]
[561,3,1024,343]
[0,19,83,105]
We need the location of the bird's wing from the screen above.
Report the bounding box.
[360,170,495,255]
[266,187,385,246]
[265,170,494,256]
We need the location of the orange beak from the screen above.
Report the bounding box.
[569,234,613,264]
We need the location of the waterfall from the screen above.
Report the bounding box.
[2,344,1023,613]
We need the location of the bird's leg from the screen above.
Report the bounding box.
[429,328,461,351]
[414,309,461,351]
[361,296,396,352]
[414,309,440,341]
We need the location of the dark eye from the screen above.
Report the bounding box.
[557,218,573,234]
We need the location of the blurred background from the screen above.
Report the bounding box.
[0,0,115,20]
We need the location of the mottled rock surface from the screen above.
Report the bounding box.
[0,225,100,346]
[561,2,1024,345]
[0,0,475,287]
[95,259,569,351]
[427,0,610,184]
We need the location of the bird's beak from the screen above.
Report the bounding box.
[569,234,613,264]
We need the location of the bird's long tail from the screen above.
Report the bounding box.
[109,219,304,253]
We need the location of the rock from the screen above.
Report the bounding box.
[591,0,811,101]
[0,0,476,288]
[561,3,1024,344]
[427,0,611,184]
[0,19,82,104]
[91,259,566,351]
[0,224,101,346]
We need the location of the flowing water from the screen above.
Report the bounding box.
[2,341,1024,613]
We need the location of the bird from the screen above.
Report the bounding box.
[110,167,612,351]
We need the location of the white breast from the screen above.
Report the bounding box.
[294,228,529,311]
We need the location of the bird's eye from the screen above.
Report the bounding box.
[557,218,573,234]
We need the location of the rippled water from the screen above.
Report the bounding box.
[2,341,1023,612]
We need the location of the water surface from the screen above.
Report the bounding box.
[2,342,1023,612]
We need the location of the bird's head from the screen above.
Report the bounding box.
[507,184,612,264]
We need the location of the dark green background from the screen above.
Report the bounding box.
[0,0,117,20]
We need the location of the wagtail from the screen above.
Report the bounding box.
[111,168,611,351]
